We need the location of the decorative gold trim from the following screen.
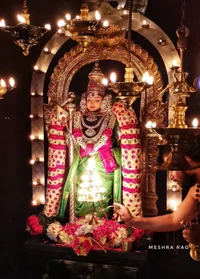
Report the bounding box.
[46,38,167,216]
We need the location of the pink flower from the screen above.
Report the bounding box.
[131,228,145,239]
[26,215,43,236]
[72,235,93,256]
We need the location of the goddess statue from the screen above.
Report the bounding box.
[43,62,142,220]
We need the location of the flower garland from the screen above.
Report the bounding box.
[26,215,152,256]
[112,101,142,217]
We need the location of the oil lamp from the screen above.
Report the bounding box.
[0,0,51,56]
[0,77,15,99]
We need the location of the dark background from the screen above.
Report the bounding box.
[0,0,200,278]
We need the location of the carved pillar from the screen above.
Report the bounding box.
[142,134,159,216]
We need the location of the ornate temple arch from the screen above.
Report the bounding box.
[30,5,177,216]
[41,38,166,217]
[48,39,163,105]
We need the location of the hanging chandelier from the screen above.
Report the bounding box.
[57,2,126,48]
[0,0,51,56]
[0,77,15,99]
[148,1,200,171]
[106,0,153,107]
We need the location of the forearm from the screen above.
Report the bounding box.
[127,214,183,232]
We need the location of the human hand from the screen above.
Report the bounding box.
[182,223,200,245]
[113,203,133,225]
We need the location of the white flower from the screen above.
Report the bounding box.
[46,221,62,241]
[58,231,75,245]
[75,224,95,236]
[111,227,128,246]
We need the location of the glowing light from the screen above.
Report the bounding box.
[44,24,51,30]
[40,196,45,204]
[142,72,153,85]
[145,121,152,128]
[30,159,35,164]
[172,60,178,67]
[38,134,44,140]
[0,79,6,87]
[192,118,198,128]
[102,78,108,86]
[86,158,95,172]
[110,72,116,83]
[34,65,39,71]
[151,122,157,128]
[65,14,71,21]
[0,19,5,27]
[30,135,35,140]
[57,19,65,28]
[17,14,26,23]
[103,20,109,27]
[32,200,37,206]
[95,11,101,21]
[143,20,147,25]
[9,77,15,87]
[171,184,179,192]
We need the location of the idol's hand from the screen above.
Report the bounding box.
[182,223,200,245]
[113,203,133,225]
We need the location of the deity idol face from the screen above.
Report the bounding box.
[86,94,103,112]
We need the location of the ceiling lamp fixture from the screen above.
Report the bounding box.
[57,2,125,48]
[107,0,153,107]
[0,0,51,56]
[149,0,200,171]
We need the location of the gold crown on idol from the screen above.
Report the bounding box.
[86,61,105,97]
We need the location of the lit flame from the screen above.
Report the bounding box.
[65,14,71,21]
[102,78,108,86]
[17,14,26,23]
[142,72,153,85]
[34,65,39,71]
[110,72,116,83]
[171,184,178,192]
[0,79,6,87]
[32,200,37,206]
[30,135,35,140]
[172,60,178,67]
[44,24,51,30]
[143,20,147,25]
[0,19,5,27]
[44,47,49,52]
[86,158,95,172]
[40,196,45,204]
[192,118,198,127]
[170,199,178,211]
[9,77,15,87]
[95,11,101,20]
[30,159,35,165]
[57,19,66,28]
[103,20,109,27]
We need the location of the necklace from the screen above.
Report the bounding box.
[81,114,105,137]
